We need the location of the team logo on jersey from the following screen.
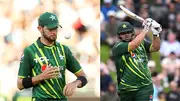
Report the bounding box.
[149,95,153,101]
[41,64,47,72]
[138,46,143,50]
[131,53,136,58]
[59,54,64,60]
[58,66,64,78]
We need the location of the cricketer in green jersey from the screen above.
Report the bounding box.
[112,18,162,101]
[17,12,87,101]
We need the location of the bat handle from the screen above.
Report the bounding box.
[137,16,145,23]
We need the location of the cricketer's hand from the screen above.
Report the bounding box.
[63,80,81,96]
[142,18,153,32]
[151,20,162,37]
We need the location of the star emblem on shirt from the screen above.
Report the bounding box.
[49,15,56,21]
[59,54,64,60]
[138,47,142,50]
[122,24,127,28]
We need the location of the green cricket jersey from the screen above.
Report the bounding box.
[18,38,82,100]
[112,40,153,92]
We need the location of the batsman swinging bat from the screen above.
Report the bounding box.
[119,5,144,23]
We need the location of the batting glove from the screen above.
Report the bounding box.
[143,18,153,25]
[151,20,162,37]
[142,18,153,32]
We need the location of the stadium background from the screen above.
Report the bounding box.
[100,0,180,101]
[0,0,100,101]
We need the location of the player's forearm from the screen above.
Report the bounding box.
[129,30,147,51]
[17,78,24,90]
[151,36,160,52]
[75,70,88,88]
[32,74,43,85]
[17,75,43,90]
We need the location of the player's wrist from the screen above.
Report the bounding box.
[152,31,159,37]
[142,29,149,34]
[37,74,43,81]
[142,29,149,33]
[22,77,33,88]
[31,75,43,86]
[36,73,45,82]
[153,34,159,37]
[74,80,82,87]
[76,76,88,88]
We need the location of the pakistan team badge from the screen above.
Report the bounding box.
[49,15,56,21]
[122,24,127,28]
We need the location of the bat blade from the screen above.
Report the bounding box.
[119,5,144,23]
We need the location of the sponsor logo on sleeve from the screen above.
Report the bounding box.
[131,53,136,58]
[149,95,153,101]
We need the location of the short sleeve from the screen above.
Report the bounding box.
[112,42,129,57]
[143,40,152,53]
[18,48,33,78]
[64,46,82,74]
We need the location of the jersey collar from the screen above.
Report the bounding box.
[37,37,58,48]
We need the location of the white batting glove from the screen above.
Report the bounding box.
[143,18,153,26]
[142,18,153,32]
[151,20,162,37]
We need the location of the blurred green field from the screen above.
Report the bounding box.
[100,45,110,63]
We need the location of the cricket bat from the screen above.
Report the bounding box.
[119,5,144,23]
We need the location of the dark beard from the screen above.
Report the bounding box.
[42,30,57,42]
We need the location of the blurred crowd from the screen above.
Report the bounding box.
[0,0,100,101]
[100,0,180,101]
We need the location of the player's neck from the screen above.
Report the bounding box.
[40,37,54,46]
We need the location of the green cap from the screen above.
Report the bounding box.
[117,22,134,35]
[38,12,62,29]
